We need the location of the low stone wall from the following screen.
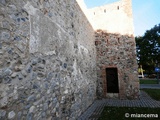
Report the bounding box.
[95,30,139,99]
[0,0,96,119]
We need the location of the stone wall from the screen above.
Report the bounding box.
[0,0,140,119]
[0,0,97,119]
[95,30,139,99]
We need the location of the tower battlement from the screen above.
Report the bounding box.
[77,0,134,36]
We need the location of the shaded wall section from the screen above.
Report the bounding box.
[0,0,96,119]
[95,30,139,99]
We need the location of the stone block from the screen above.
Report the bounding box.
[8,111,16,119]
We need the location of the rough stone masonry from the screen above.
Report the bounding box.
[0,0,139,119]
[87,0,139,99]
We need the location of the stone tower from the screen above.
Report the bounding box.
[91,0,139,99]
[88,0,135,36]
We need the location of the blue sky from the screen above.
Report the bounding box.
[84,0,160,36]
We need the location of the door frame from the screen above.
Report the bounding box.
[101,65,120,97]
[106,67,119,93]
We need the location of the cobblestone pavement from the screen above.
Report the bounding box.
[78,91,160,120]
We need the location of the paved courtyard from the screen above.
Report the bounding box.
[78,90,160,120]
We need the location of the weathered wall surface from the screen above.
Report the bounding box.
[0,0,96,119]
[88,0,139,99]
[95,30,139,99]
[88,0,134,36]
